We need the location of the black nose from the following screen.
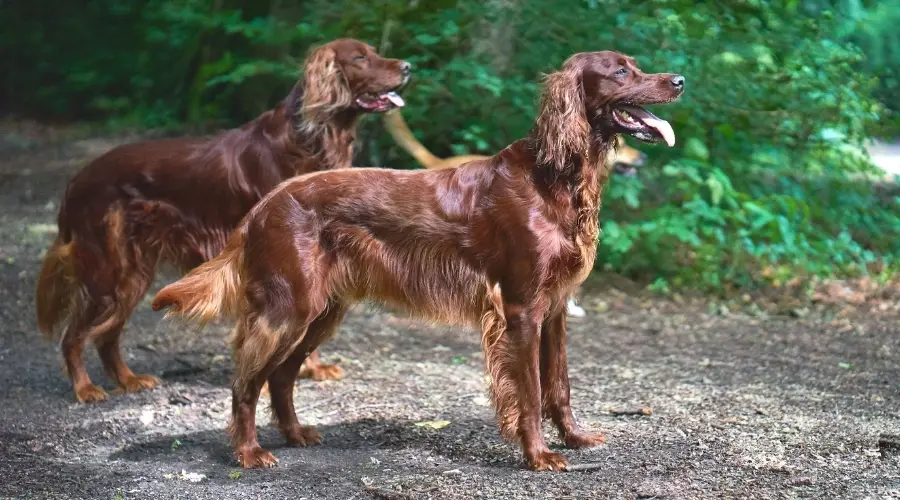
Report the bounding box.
[399,61,411,75]
[671,75,685,89]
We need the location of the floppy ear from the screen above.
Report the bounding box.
[533,68,589,172]
[299,45,353,121]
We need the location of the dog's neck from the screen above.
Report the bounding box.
[529,130,615,200]
[281,85,363,173]
[574,133,615,244]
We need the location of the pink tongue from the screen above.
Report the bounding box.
[384,92,405,107]
[644,116,675,147]
[621,106,676,147]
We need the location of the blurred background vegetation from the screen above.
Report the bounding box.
[1,0,898,294]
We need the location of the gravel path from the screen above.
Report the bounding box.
[868,141,900,177]
[0,126,898,499]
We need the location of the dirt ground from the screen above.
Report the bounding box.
[0,123,898,500]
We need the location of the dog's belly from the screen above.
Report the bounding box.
[332,243,490,328]
[125,198,234,271]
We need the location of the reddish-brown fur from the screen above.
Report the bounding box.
[35,38,411,403]
[152,51,684,470]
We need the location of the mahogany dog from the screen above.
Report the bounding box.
[35,38,410,403]
[152,50,684,470]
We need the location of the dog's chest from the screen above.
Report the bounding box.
[539,221,597,289]
[534,171,603,289]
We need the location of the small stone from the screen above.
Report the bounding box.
[139,410,154,425]
[785,475,816,486]
[878,435,900,455]
[169,394,192,406]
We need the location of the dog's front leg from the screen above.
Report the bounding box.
[501,300,569,471]
[541,307,606,448]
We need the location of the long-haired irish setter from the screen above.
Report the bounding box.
[35,38,411,403]
[152,50,684,470]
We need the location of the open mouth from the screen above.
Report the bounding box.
[355,91,405,113]
[611,105,675,147]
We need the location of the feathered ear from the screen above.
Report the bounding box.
[533,68,589,171]
[299,45,353,122]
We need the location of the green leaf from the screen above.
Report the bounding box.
[415,33,441,46]
[684,137,710,162]
[718,51,744,65]
[706,175,724,206]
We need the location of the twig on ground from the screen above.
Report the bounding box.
[303,391,358,412]
[321,403,397,418]
[565,462,605,472]
[607,407,652,417]
[365,486,415,500]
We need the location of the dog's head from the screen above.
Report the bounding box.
[579,51,684,146]
[609,136,648,176]
[300,38,411,121]
[534,51,683,170]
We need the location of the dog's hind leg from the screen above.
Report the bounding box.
[61,297,109,403]
[269,301,348,446]
[95,271,160,394]
[228,316,287,469]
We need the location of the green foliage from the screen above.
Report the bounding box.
[600,153,900,291]
[2,0,898,292]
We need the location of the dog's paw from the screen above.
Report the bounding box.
[116,374,161,393]
[564,430,606,449]
[282,425,323,447]
[75,384,109,403]
[526,450,569,471]
[235,445,279,469]
[299,362,345,381]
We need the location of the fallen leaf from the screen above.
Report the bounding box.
[178,470,206,483]
[415,420,451,430]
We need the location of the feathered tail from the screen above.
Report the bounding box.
[35,238,79,340]
[151,227,246,325]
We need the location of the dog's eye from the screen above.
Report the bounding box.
[353,55,368,63]
[615,68,629,76]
